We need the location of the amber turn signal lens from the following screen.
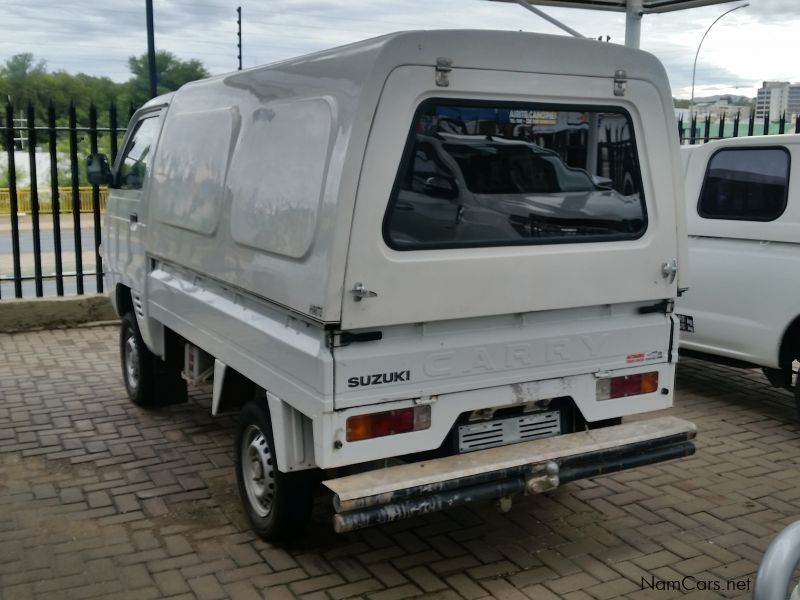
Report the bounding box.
[597,371,658,401]
[346,405,431,442]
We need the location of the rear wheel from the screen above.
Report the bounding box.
[119,311,187,408]
[235,400,317,541]
[794,368,800,420]
[120,312,156,406]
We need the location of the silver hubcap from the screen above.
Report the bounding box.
[124,333,140,391]
[241,424,275,517]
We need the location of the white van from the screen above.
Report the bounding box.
[678,134,800,410]
[90,30,695,540]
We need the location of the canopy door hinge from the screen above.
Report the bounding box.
[435,58,453,87]
[614,69,627,96]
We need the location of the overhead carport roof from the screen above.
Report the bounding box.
[489,0,737,13]
[489,0,738,47]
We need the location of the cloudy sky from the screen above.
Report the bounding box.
[2,0,798,99]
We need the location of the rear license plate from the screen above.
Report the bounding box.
[458,410,561,453]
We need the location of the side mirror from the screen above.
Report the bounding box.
[424,176,458,200]
[87,153,113,186]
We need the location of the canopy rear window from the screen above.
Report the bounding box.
[384,100,647,250]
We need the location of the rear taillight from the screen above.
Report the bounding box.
[597,372,658,401]
[346,405,431,442]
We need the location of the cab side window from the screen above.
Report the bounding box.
[117,116,160,190]
[698,147,790,221]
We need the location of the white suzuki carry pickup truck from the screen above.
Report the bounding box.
[678,134,800,412]
[89,30,695,540]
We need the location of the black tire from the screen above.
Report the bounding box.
[794,371,800,420]
[235,399,317,541]
[120,311,156,407]
[763,367,791,389]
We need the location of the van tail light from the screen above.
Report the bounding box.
[597,372,658,401]
[346,406,431,442]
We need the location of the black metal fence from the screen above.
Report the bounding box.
[679,110,800,144]
[2,101,800,301]
[0,102,128,299]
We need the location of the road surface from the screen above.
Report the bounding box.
[0,214,102,298]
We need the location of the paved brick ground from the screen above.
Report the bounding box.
[2,325,800,600]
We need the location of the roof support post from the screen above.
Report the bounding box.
[625,0,643,48]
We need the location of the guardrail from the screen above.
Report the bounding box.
[0,186,108,214]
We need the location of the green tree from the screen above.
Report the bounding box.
[0,53,46,78]
[0,51,209,183]
[0,54,126,125]
[126,50,209,106]
[0,161,8,187]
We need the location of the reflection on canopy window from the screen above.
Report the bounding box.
[384,101,647,249]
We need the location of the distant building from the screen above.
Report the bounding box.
[691,99,750,122]
[755,81,800,119]
[789,85,800,117]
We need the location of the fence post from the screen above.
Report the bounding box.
[703,115,711,143]
[763,111,770,135]
[690,114,697,145]
[109,102,119,164]
[779,111,786,134]
[718,112,726,140]
[26,102,43,296]
[733,110,740,137]
[678,115,683,142]
[47,101,64,296]
[796,113,800,134]
[748,112,755,136]
[4,102,23,298]
[68,101,84,295]
[88,103,103,293]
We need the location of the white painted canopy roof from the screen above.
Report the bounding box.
[489,0,737,13]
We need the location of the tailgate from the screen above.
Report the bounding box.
[333,303,674,410]
[341,66,679,330]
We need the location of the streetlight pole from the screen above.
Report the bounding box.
[689,3,749,118]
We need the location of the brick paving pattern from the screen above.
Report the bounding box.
[2,324,799,599]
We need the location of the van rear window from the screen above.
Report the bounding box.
[698,147,790,222]
[384,101,647,250]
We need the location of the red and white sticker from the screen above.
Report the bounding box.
[626,350,664,364]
